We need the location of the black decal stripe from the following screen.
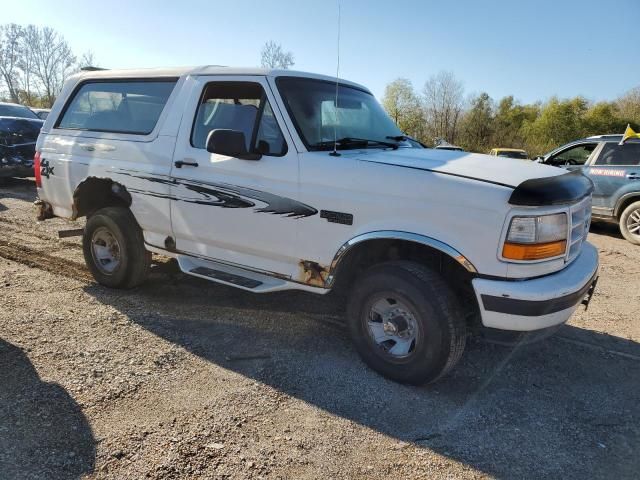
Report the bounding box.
[481,273,597,316]
[358,159,515,189]
[116,169,317,218]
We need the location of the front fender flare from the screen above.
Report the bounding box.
[325,230,477,287]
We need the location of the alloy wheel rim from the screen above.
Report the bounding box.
[627,208,640,237]
[366,295,420,359]
[91,227,121,274]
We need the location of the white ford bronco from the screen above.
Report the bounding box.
[34,67,599,384]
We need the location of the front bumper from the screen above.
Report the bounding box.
[472,242,599,331]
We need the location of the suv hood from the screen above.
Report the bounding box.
[354,147,564,189]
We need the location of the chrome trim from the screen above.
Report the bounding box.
[326,230,477,287]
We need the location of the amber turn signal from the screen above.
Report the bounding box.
[502,240,567,261]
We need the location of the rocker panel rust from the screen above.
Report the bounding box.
[298,260,330,287]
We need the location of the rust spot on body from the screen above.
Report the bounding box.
[34,199,54,221]
[299,260,330,287]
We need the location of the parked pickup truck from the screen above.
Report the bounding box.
[34,67,599,384]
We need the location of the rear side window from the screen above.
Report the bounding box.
[595,142,640,166]
[57,80,176,134]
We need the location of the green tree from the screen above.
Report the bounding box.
[492,96,538,150]
[616,86,640,127]
[583,102,625,136]
[459,92,494,152]
[523,97,589,156]
[381,78,424,140]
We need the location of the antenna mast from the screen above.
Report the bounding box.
[330,1,342,157]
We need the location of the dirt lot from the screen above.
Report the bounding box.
[0,177,638,480]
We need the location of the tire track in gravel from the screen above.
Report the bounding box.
[0,239,92,282]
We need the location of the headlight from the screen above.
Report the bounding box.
[503,213,568,261]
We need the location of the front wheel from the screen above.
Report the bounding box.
[82,207,151,288]
[619,201,640,245]
[347,261,467,385]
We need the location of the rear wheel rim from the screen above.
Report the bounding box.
[626,208,640,237]
[91,227,121,274]
[364,294,421,360]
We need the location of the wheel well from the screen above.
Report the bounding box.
[330,238,481,327]
[72,177,132,219]
[616,194,640,218]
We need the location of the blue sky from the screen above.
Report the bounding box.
[5,0,638,103]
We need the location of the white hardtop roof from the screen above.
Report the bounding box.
[73,66,370,93]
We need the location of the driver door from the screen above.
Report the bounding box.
[170,76,306,278]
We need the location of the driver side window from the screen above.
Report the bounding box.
[549,143,597,166]
[191,81,287,156]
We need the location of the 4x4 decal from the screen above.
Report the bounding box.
[40,158,54,178]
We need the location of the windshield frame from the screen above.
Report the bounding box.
[275,76,406,152]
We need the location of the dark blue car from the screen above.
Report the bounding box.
[540,134,640,245]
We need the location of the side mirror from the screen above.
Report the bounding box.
[206,129,261,160]
[534,156,544,163]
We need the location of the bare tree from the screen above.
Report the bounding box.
[77,51,97,70]
[0,23,23,102]
[16,24,39,105]
[30,26,76,107]
[422,71,464,144]
[260,41,294,69]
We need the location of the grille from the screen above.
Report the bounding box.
[567,196,592,263]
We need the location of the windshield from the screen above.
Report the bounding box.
[497,151,528,159]
[0,104,40,120]
[276,77,419,151]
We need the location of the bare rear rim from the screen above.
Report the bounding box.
[626,207,640,238]
[363,292,423,362]
[90,226,121,275]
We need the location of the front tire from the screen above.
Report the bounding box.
[347,261,466,385]
[82,207,151,288]
[619,201,640,245]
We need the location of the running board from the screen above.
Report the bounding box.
[176,255,294,293]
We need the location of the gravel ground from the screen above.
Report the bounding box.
[0,177,638,480]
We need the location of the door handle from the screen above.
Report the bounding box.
[627,173,639,180]
[174,159,199,168]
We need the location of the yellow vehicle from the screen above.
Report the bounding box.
[489,148,529,160]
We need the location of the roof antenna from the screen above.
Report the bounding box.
[329,1,342,157]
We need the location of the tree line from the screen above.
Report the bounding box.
[4,22,638,156]
[382,73,640,156]
[0,23,95,108]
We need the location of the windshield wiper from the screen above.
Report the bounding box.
[386,134,427,148]
[312,137,399,150]
[386,135,408,141]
